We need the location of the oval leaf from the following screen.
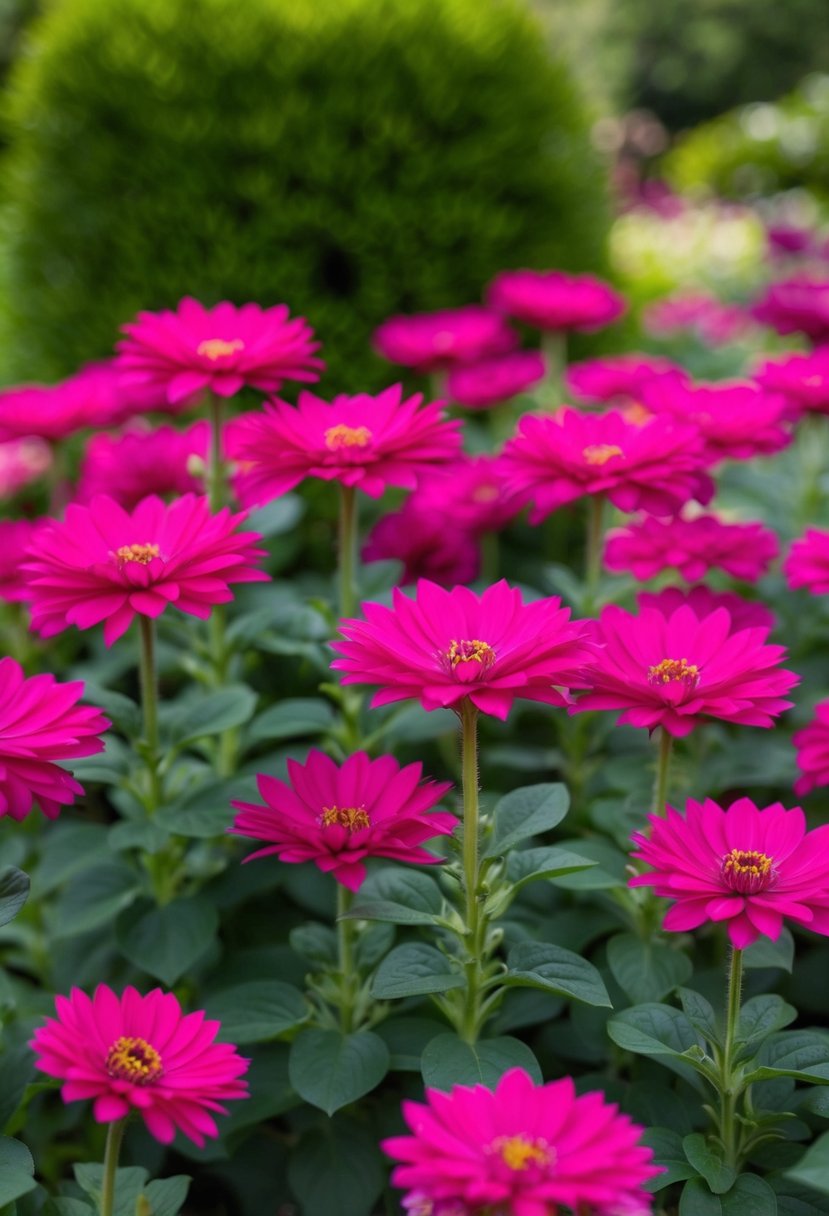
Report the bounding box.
[288,1028,389,1116]
[420,1033,542,1091]
[505,941,611,1008]
[116,896,218,985]
[485,783,569,857]
[204,981,309,1043]
[0,867,29,928]
[371,944,464,999]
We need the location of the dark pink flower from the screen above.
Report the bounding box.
[488,268,625,333]
[383,1067,659,1216]
[447,350,546,409]
[499,407,713,521]
[604,513,779,583]
[630,797,829,948]
[766,223,816,258]
[644,292,750,346]
[24,494,267,645]
[0,438,52,498]
[373,307,516,373]
[229,385,461,504]
[413,456,523,536]
[640,375,791,464]
[785,529,829,594]
[363,501,480,588]
[755,349,829,418]
[0,657,109,821]
[231,750,456,892]
[0,519,43,603]
[793,701,829,796]
[31,985,248,1145]
[116,297,322,410]
[751,275,829,341]
[565,353,683,406]
[573,602,798,737]
[76,421,209,509]
[637,586,775,633]
[0,365,136,444]
[332,579,596,720]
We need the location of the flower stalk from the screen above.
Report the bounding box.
[337,884,357,1034]
[459,700,484,1043]
[584,494,605,607]
[651,727,673,817]
[337,483,359,620]
[206,392,226,513]
[137,617,162,812]
[719,946,744,1170]
[100,1118,127,1216]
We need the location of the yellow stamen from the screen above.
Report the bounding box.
[472,484,499,503]
[622,402,652,426]
[324,424,372,451]
[105,1036,163,1086]
[722,848,775,894]
[320,805,371,832]
[648,657,700,687]
[446,639,497,670]
[196,338,244,360]
[490,1135,554,1171]
[114,543,160,566]
[582,443,624,465]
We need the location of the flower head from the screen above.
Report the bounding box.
[229,385,461,505]
[116,297,322,410]
[0,365,136,444]
[372,307,516,373]
[30,984,248,1145]
[631,797,829,948]
[231,750,456,892]
[488,268,625,333]
[565,353,682,406]
[363,500,481,588]
[447,351,546,409]
[24,494,267,645]
[604,513,779,583]
[76,421,209,508]
[0,438,52,498]
[644,292,750,346]
[784,528,829,594]
[0,657,109,821]
[793,701,829,797]
[412,456,523,537]
[640,375,790,464]
[383,1067,659,1216]
[755,349,829,418]
[573,603,797,737]
[637,585,775,633]
[751,275,829,341]
[332,580,596,720]
[0,518,43,603]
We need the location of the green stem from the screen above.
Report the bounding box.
[584,494,605,607]
[720,947,744,1170]
[100,1118,127,1216]
[207,393,225,512]
[337,884,356,1034]
[459,700,483,1043]
[651,728,673,817]
[337,484,359,621]
[137,616,162,812]
[541,330,567,406]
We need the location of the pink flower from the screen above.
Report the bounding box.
[0,519,43,603]
[488,268,625,333]
[766,223,816,258]
[640,375,790,464]
[573,602,798,737]
[565,354,682,406]
[630,797,829,948]
[229,385,462,505]
[332,579,596,720]
[755,349,829,418]
[793,701,829,796]
[383,1067,659,1216]
[413,456,523,536]
[644,292,750,346]
[372,307,516,373]
[76,421,209,509]
[230,750,456,892]
[116,297,323,410]
[447,350,546,409]
[604,513,779,583]
[363,501,481,588]
[0,438,52,498]
[637,586,775,633]
[30,984,248,1146]
[784,529,829,594]
[24,494,268,645]
[0,657,109,821]
[0,365,136,444]
[752,275,829,341]
[499,407,713,522]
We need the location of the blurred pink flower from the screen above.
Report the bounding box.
[373,307,516,373]
[752,275,829,341]
[0,518,42,603]
[0,438,52,498]
[566,353,683,406]
[414,456,523,536]
[784,528,829,593]
[447,350,546,409]
[363,501,480,588]
[793,701,829,796]
[641,374,790,464]
[604,513,779,583]
[637,585,775,633]
[755,349,829,418]
[0,365,136,443]
[488,268,625,333]
[644,292,750,346]
[76,421,209,508]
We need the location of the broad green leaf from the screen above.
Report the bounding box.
[607,933,693,1004]
[504,846,596,891]
[143,1177,191,1216]
[484,783,569,857]
[371,944,464,999]
[737,996,798,1054]
[81,684,141,737]
[745,1031,829,1086]
[108,821,171,853]
[44,1200,95,1216]
[0,1136,33,1173]
[74,1166,149,1216]
[772,1176,829,1214]
[159,777,245,838]
[0,1045,33,1128]
[52,862,140,938]
[169,685,257,746]
[683,1134,737,1194]
[0,1168,37,1205]
[246,698,334,745]
[354,921,395,971]
[0,867,29,928]
[743,930,794,973]
[36,822,111,896]
[608,1003,705,1072]
[420,1033,542,1090]
[504,942,611,1007]
[203,981,309,1043]
[288,1028,389,1115]
[288,1115,385,1216]
[679,989,720,1043]
[680,1174,777,1214]
[289,923,337,966]
[642,1128,696,1191]
[375,1018,448,1072]
[346,869,443,926]
[116,896,218,985]
[550,836,629,890]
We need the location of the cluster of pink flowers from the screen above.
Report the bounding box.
[605,512,779,583]
[644,291,751,346]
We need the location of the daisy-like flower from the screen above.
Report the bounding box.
[640,375,790,465]
[229,385,462,505]
[0,519,43,603]
[414,456,523,537]
[0,438,52,498]
[751,274,829,341]
[116,297,323,410]
[499,407,713,522]
[24,493,268,645]
[30,984,248,1146]
[565,353,682,406]
[0,657,109,821]
[488,268,625,333]
[76,421,209,509]
[793,701,829,796]
[383,1067,660,1216]
[230,750,456,892]
[0,364,138,443]
[446,350,546,409]
[637,585,775,633]
[362,500,481,588]
[644,291,750,346]
[604,513,779,583]
[573,602,798,737]
[630,797,829,948]
[331,579,596,720]
[756,349,829,418]
[784,528,829,594]
[372,306,516,373]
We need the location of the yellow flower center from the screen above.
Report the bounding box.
[648,657,700,688]
[582,443,624,465]
[113,543,160,566]
[472,484,500,503]
[622,402,652,426]
[722,848,775,894]
[446,638,497,671]
[490,1135,554,1172]
[105,1036,163,1086]
[320,805,371,832]
[324,424,373,451]
[196,338,245,360]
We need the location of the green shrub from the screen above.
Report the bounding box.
[0,0,610,388]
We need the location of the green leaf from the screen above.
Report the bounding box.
[642,1128,697,1190]
[143,1177,191,1216]
[504,941,611,1007]
[158,777,242,838]
[169,685,258,746]
[116,896,218,985]
[346,869,443,925]
[683,1134,737,1194]
[108,821,171,853]
[679,989,719,1043]
[772,1176,829,1214]
[744,1031,829,1086]
[246,698,334,745]
[607,1003,706,1083]
[35,822,110,894]
[504,845,596,891]
[680,1174,777,1214]
[287,1115,385,1216]
[0,1136,33,1174]
[81,683,141,737]
[0,1167,37,1205]
[737,996,798,1053]
[550,836,629,890]
[74,1166,149,1216]
[420,1033,542,1090]
[52,862,140,938]
[743,930,794,973]
[371,944,464,999]
[484,783,569,857]
[607,933,693,1004]
[289,923,337,966]
[0,867,29,928]
[44,1200,95,1216]
[0,1045,33,1129]
[288,1028,389,1115]
[203,981,309,1043]
[375,1017,448,1072]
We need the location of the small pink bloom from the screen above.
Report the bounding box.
[566,353,682,406]
[76,421,209,509]
[785,529,829,594]
[604,513,779,583]
[229,385,462,505]
[447,350,546,409]
[383,1067,660,1216]
[644,292,750,346]
[332,579,596,721]
[488,268,625,333]
[499,407,713,522]
[637,585,775,633]
[793,701,829,796]
[231,750,456,892]
[766,223,816,258]
[0,438,52,497]
[363,501,480,588]
[0,657,109,821]
[24,493,268,645]
[413,456,523,536]
[755,349,829,418]
[372,307,516,373]
[630,797,829,948]
[0,519,43,603]
[0,365,136,444]
[640,375,791,465]
[116,297,323,410]
[752,275,829,341]
[31,984,248,1146]
[573,603,798,737]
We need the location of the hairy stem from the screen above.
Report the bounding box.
[720,947,744,1170]
[100,1118,127,1216]
[651,728,673,817]
[459,700,484,1043]
[137,616,162,812]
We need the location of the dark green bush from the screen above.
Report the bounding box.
[0,0,610,388]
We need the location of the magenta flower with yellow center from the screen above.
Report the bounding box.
[30,985,248,1146]
[331,579,596,720]
[631,797,829,948]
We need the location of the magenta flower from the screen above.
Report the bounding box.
[488,268,625,333]
[383,1067,660,1216]
[0,365,135,444]
[644,291,750,346]
[0,657,109,821]
[0,438,51,498]
[637,586,775,633]
[630,797,829,948]
[24,493,267,645]
[447,350,546,409]
[363,500,481,588]
[604,513,779,583]
[573,602,798,737]
[755,349,829,418]
[413,456,523,536]
[76,421,209,509]
[229,385,461,505]
[0,519,42,603]
[31,985,248,1146]
[565,353,682,406]
[793,701,829,796]
[332,580,596,720]
[116,297,322,410]
[785,529,829,594]
[751,275,829,341]
[372,306,516,373]
[231,750,456,892]
[640,375,790,465]
[499,407,713,522]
